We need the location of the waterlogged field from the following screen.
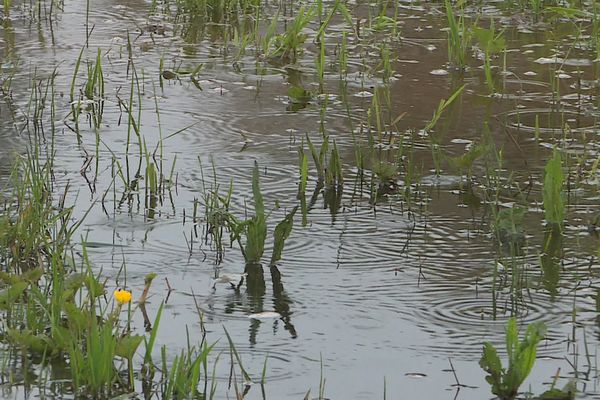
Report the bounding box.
[0,0,599,398]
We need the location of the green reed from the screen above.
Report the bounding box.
[425,84,466,174]
[298,147,309,226]
[160,339,216,399]
[339,31,348,78]
[222,162,298,266]
[315,31,326,89]
[198,159,233,264]
[593,10,600,61]
[473,21,505,93]
[542,149,565,226]
[237,162,266,264]
[0,153,73,274]
[445,0,471,70]
[271,5,316,62]
[3,0,10,17]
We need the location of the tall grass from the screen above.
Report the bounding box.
[445,0,472,70]
[542,149,565,226]
[3,0,10,17]
[473,22,505,93]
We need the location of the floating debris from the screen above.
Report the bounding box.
[354,91,374,98]
[212,273,246,288]
[430,69,449,76]
[405,372,427,378]
[248,311,282,320]
[534,57,564,64]
[161,70,178,80]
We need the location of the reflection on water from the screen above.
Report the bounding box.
[541,224,563,298]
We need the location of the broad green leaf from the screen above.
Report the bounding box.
[63,301,88,332]
[479,342,503,396]
[270,206,298,266]
[506,317,518,362]
[252,162,264,219]
[543,149,565,225]
[85,274,105,298]
[288,86,312,104]
[7,329,58,356]
[306,135,323,182]
[116,334,144,360]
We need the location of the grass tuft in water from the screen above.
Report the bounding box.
[542,149,565,226]
[479,317,546,400]
[227,162,297,266]
[445,0,471,71]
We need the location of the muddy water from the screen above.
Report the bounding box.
[1,0,600,398]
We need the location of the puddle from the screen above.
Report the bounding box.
[0,0,599,399]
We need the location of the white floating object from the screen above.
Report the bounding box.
[248,311,281,320]
[450,138,472,144]
[212,273,246,287]
[557,73,571,79]
[496,262,506,273]
[212,87,230,93]
[534,57,564,65]
[429,69,449,76]
[523,71,537,76]
[405,372,427,378]
[354,91,373,98]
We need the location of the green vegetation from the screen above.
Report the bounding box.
[473,22,505,93]
[480,318,546,400]
[225,163,297,265]
[543,149,565,226]
[1,0,599,397]
[445,0,472,70]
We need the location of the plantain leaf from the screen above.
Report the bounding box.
[270,206,298,266]
[116,334,144,360]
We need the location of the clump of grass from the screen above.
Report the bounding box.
[226,162,298,266]
[198,163,233,264]
[447,143,491,180]
[493,207,526,249]
[542,149,565,226]
[0,148,148,397]
[371,160,398,196]
[479,317,546,400]
[269,5,316,63]
[444,0,472,70]
[0,152,75,274]
[3,0,10,17]
[159,340,215,399]
[473,21,505,93]
[305,134,343,189]
[230,162,267,264]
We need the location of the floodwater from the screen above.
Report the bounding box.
[1,0,599,398]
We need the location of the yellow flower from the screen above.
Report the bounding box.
[114,288,132,305]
